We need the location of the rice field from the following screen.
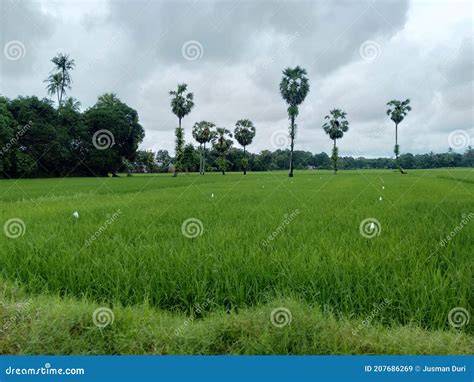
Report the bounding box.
[0,169,472,354]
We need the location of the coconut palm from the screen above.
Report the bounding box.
[212,127,233,175]
[44,53,75,107]
[44,72,63,106]
[169,83,194,177]
[234,119,256,175]
[386,99,411,174]
[322,109,349,174]
[192,121,216,175]
[279,66,310,177]
[63,97,81,112]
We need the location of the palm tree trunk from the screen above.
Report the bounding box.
[173,118,181,177]
[333,139,337,175]
[288,115,295,177]
[243,146,247,175]
[203,143,206,175]
[222,153,225,175]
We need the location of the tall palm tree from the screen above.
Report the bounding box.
[322,109,349,174]
[386,99,411,174]
[234,119,256,175]
[44,72,63,106]
[212,128,233,175]
[44,53,75,107]
[169,83,194,177]
[192,121,215,175]
[279,66,310,177]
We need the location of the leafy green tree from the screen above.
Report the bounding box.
[386,99,411,174]
[234,119,256,175]
[169,83,194,177]
[44,53,75,107]
[212,127,233,175]
[182,143,199,172]
[322,109,349,174]
[279,66,310,177]
[84,93,144,176]
[192,120,215,175]
[156,149,172,172]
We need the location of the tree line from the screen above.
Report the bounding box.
[1,55,471,179]
[132,146,474,174]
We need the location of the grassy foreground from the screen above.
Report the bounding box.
[0,169,472,354]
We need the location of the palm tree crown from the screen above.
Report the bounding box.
[279,66,310,115]
[386,99,411,124]
[234,119,256,147]
[323,109,349,140]
[192,121,216,145]
[169,83,194,121]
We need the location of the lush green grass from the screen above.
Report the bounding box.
[0,169,472,354]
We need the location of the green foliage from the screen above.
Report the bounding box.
[212,128,233,174]
[279,66,310,177]
[386,99,411,125]
[323,109,349,174]
[169,83,194,121]
[44,53,75,107]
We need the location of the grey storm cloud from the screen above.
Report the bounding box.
[0,0,472,157]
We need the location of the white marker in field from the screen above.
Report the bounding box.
[211,193,214,198]
[379,197,383,201]
[72,211,80,219]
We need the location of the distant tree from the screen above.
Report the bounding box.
[279,66,310,177]
[386,99,411,174]
[182,143,199,172]
[62,97,81,112]
[212,127,233,175]
[192,120,215,175]
[44,53,75,107]
[169,84,194,177]
[156,149,172,172]
[322,109,349,174]
[234,119,256,175]
[136,150,156,173]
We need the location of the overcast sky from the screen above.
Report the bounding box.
[1,0,472,157]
